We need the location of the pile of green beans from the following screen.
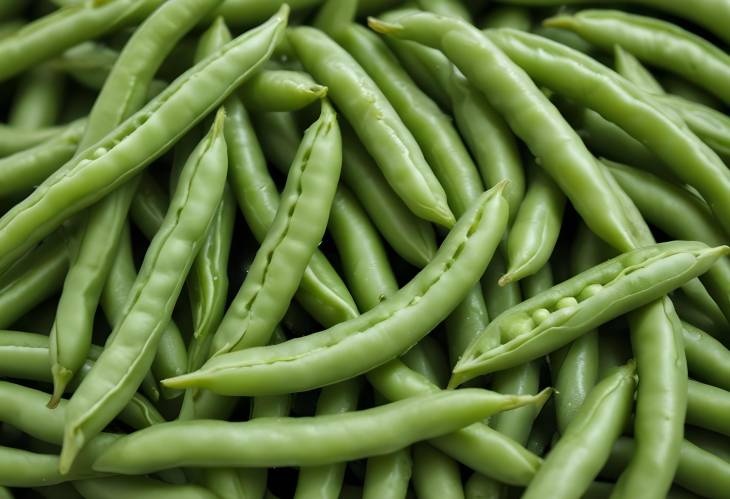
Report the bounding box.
[2,0,730,497]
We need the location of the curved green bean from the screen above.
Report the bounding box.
[238,69,327,112]
[413,443,465,499]
[682,322,730,391]
[686,379,730,437]
[613,45,663,94]
[362,447,411,499]
[165,183,508,396]
[73,476,220,499]
[9,66,64,129]
[0,121,72,157]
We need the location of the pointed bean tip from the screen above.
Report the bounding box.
[542,16,573,29]
[497,274,512,287]
[367,17,400,35]
[59,430,83,475]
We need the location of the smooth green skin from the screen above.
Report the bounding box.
[682,322,730,391]
[0,348,163,431]
[0,230,68,329]
[335,23,484,219]
[33,483,85,499]
[0,0,163,83]
[0,7,288,276]
[49,179,139,405]
[547,10,730,106]
[288,26,455,228]
[294,378,361,499]
[129,172,169,239]
[0,118,85,199]
[0,121,72,157]
[686,379,730,437]
[604,437,730,499]
[61,112,229,472]
[651,93,730,162]
[453,242,728,385]
[674,292,730,343]
[99,220,187,402]
[501,165,565,285]
[611,297,687,499]
[464,473,504,499]
[73,476,219,499]
[0,437,114,487]
[340,125,437,268]
[9,66,64,129]
[413,443,465,499]
[613,45,663,94]
[661,74,722,109]
[606,161,730,325]
[94,389,548,474]
[51,41,119,90]
[238,69,327,112]
[521,262,554,298]
[165,184,508,396]
[228,105,360,328]
[329,186,399,313]
[487,28,730,240]
[417,0,470,20]
[362,447,412,499]
[482,6,531,30]
[210,101,342,356]
[249,110,301,173]
[368,359,543,485]
[371,13,649,252]
[0,486,11,499]
[482,250,522,324]
[444,284,490,367]
[313,0,357,34]
[524,363,635,499]
[402,336,451,388]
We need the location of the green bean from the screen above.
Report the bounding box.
[60,111,229,472]
[486,28,730,239]
[312,0,356,34]
[9,67,64,129]
[402,337,451,389]
[501,164,566,285]
[481,6,531,30]
[34,483,83,499]
[334,22,484,219]
[294,378,361,499]
[452,241,728,385]
[94,388,549,474]
[674,291,730,343]
[165,183,508,396]
[0,118,85,200]
[531,27,596,55]
[521,262,554,298]
[524,362,635,499]
[238,69,327,112]
[444,285,490,368]
[51,42,119,90]
[613,45,663,94]
[371,12,651,251]
[362,447,411,499]
[546,10,730,106]
[604,437,730,499]
[0,0,163,83]
[464,473,505,499]
[605,160,730,324]
[0,230,69,329]
[611,297,687,499]
[73,476,219,499]
[213,0,322,27]
[0,121,72,157]
[686,380,730,437]
[413,443,465,499]
[250,110,301,173]
[210,100,342,356]
[682,322,730,391]
[288,26,455,228]
[227,104,359,328]
[0,7,288,275]
[340,125,437,268]
[329,186,398,312]
[368,359,542,484]
[660,74,722,109]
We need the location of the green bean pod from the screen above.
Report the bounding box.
[0,121,73,158]
[165,182,508,396]
[501,165,565,286]
[367,359,543,485]
[294,378,361,499]
[686,380,730,437]
[288,26,455,228]
[0,118,85,199]
[9,66,64,129]
[453,241,729,385]
[412,443,465,499]
[682,322,730,391]
[0,6,288,274]
[0,0,163,83]
[523,362,635,499]
[486,28,730,239]
[370,12,651,252]
[546,10,730,106]
[613,45,663,94]
[94,388,550,474]
[238,69,328,112]
[362,447,412,499]
[0,230,69,329]
[61,111,229,472]
[211,100,341,356]
[72,476,219,499]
